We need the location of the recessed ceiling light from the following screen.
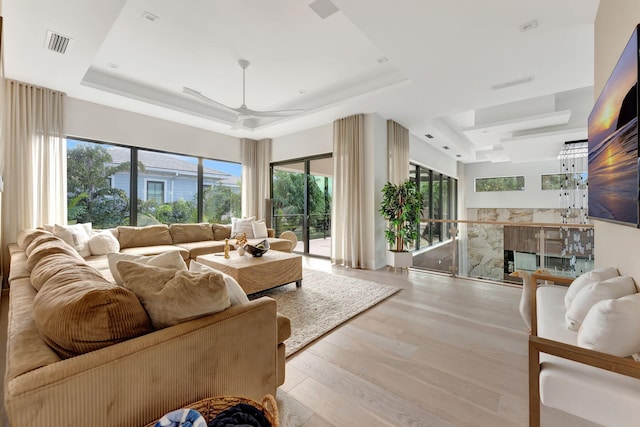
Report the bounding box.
[298,89,306,94]
[143,11,159,22]
[456,154,462,158]
[442,146,450,150]
[425,134,434,139]
[107,63,120,69]
[377,57,389,64]
[520,20,538,32]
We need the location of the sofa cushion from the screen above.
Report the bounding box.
[24,234,60,257]
[33,272,152,358]
[117,261,230,329]
[189,261,249,306]
[537,285,577,345]
[117,224,172,249]
[17,229,52,250]
[52,223,93,257]
[119,245,189,260]
[173,240,227,259]
[212,223,232,241]
[565,276,637,331]
[577,293,640,357]
[107,251,188,286]
[88,230,120,255]
[564,266,619,309]
[25,240,85,271]
[30,253,90,291]
[169,223,214,244]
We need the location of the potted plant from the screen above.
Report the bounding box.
[379,179,423,269]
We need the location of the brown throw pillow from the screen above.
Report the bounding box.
[17,229,52,250]
[26,240,85,271]
[30,253,92,291]
[116,261,230,329]
[33,276,152,358]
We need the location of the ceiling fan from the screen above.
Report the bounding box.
[183,59,304,130]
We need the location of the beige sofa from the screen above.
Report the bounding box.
[5,227,292,427]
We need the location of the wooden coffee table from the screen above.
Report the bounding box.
[196,250,302,295]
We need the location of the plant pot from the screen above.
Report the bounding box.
[386,250,413,269]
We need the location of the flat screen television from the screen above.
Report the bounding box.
[588,24,639,227]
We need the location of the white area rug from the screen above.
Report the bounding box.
[250,268,401,357]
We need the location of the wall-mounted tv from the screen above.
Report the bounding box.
[588,24,639,227]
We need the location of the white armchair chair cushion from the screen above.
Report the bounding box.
[578,293,640,357]
[564,266,619,309]
[565,276,637,331]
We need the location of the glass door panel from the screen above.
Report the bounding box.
[272,162,305,250]
[308,157,332,257]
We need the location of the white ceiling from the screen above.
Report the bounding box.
[2,0,600,163]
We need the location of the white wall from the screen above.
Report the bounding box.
[271,123,333,162]
[409,134,458,178]
[593,1,640,277]
[463,159,566,208]
[65,97,242,162]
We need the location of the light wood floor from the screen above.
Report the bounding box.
[0,259,601,427]
[275,257,601,427]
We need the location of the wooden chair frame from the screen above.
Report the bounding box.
[528,273,640,426]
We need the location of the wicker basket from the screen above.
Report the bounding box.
[144,394,279,427]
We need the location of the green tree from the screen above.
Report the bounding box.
[67,145,131,228]
[203,183,241,223]
[272,170,328,237]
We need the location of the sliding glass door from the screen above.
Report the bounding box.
[271,155,332,258]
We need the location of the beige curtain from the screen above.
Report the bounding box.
[387,119,409,184]
[241,138,271,219]
[331,114,365,268]
[1,80,66,283]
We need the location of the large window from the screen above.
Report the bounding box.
[66,138,241,228]
[411,164,458,251]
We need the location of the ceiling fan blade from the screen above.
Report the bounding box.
[230,114,248,130]
[182,87,237,113]
[239,107,305,118]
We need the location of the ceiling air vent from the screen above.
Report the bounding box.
[45,30,72,54]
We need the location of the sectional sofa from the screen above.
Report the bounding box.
[5,223,294,427]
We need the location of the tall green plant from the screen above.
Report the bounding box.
[379,180,423,252]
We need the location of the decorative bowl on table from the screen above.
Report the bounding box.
[244,239,270,257]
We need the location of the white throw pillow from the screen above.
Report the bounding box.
[231,216,255,238]
[578,293,640,357]
[107,251,188,286]
[189,261,249,306]
[53,223,92,257]
[88,230,120,255]
[565,276,637,331]
[564,266,619,309]
[117,261,230,329]
[252,220,268,239]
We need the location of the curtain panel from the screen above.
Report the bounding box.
[241,138,271,220]
[387,119,409,184]
[1,80,66,285]
[331,114,366,268]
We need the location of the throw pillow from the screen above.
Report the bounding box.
[116,261,231,329]
[252,220,269,239]
[26,240,85,271]
[17,228,53,250]
[33,274,152,358]
[189,261,249,306]
[564,266,619,309]
[107,251,188,286]
[89,230,121,256]
[578,293,640,357]
[53,223,92,257]
[565,276,637,331]
[231,217,256,239]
